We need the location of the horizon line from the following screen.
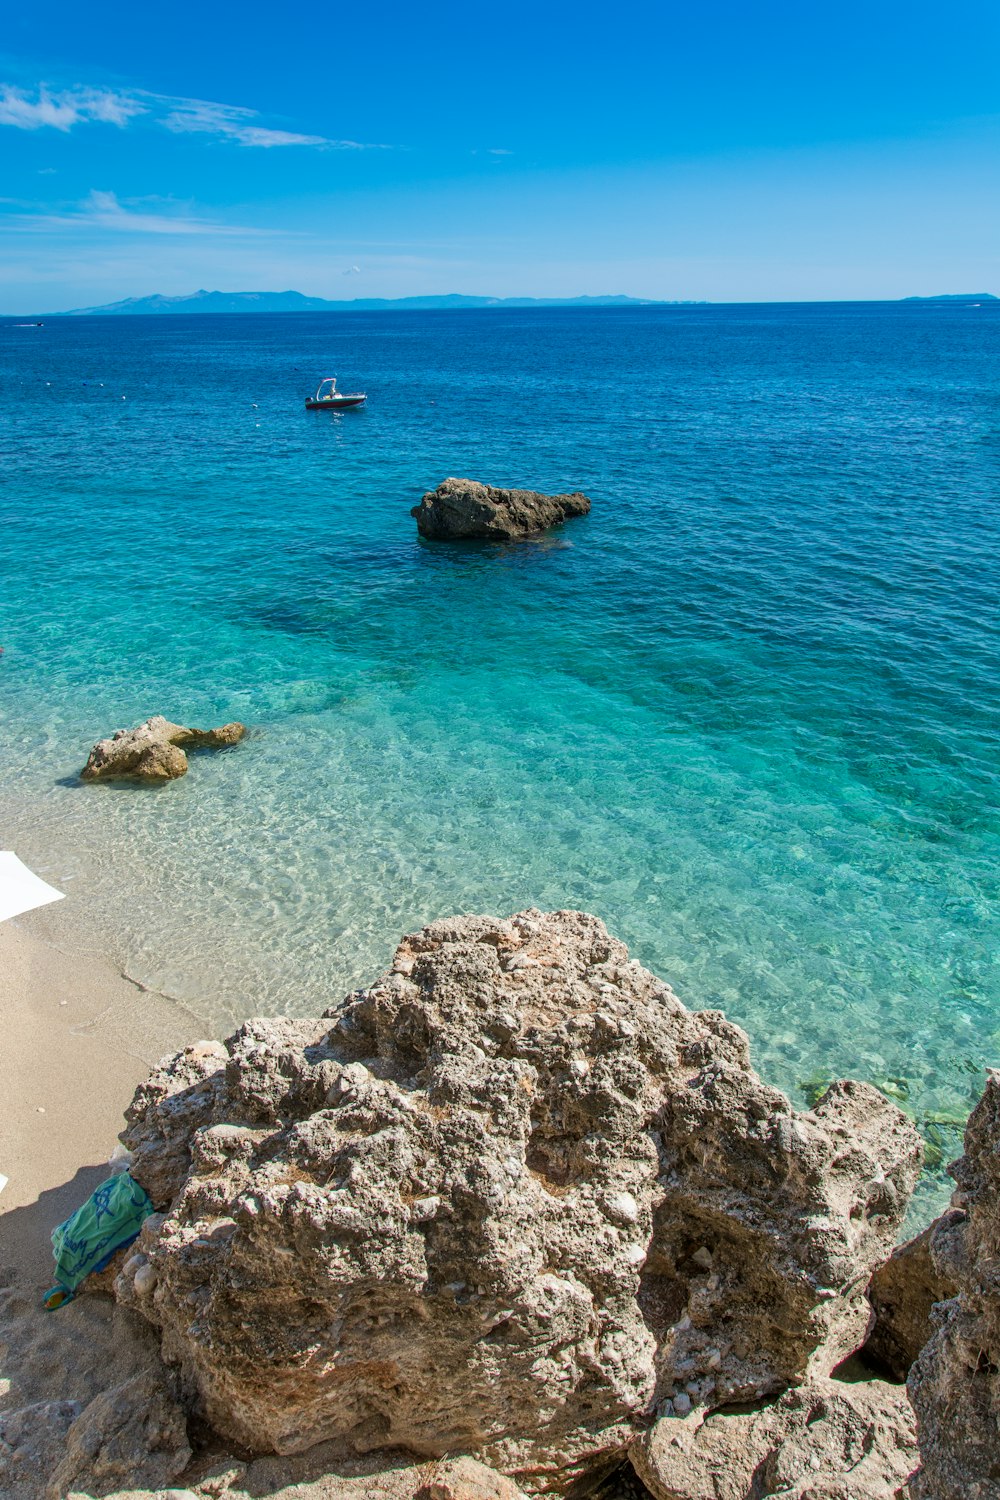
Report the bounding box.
[6,288,998,318]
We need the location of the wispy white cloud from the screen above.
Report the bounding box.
[0,85,145,131]
[488,148,513,156]
[7,189,271,236]
[82,189,261,234]
[159,97,330,148]
[0,80,385,149]
[343,264,362,275]
[159,96,386,148]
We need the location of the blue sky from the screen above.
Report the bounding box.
[1,0,998,310]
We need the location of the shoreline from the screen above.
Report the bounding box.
[0,898,981,1498]
[0,903,202,1283]
[0,826,961,1253]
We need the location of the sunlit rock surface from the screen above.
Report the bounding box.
[908,1073,1000,1500]
[81,714,246,782]
[117,910,921,1492]
[630,1373,918,1500]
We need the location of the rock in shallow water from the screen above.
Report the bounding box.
[411,478,591,540]
[116,910,921,1493]
[80,715,246,782]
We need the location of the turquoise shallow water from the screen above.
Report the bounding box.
[1,303,998,1221]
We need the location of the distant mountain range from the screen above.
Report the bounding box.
[54,289,708,316]
[901,293,998,302]
[29,289,997,317]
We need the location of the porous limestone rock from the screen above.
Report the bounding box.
[411,478,591,540]
[116,910,921,1493]
[81,716,246,782]
[0,1271,188,1500]
[93,1453,531,1500]
[44,1365,191,1498]
[0,1399,83,1500]
[908,1073,1000,1500]
[412,1455,533,1499]
[0,1371,189,1500]
[864,1214,962,1381]
[629,1373,918,1500]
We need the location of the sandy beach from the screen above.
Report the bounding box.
[0,905,200,1282]
[0,908,199,1494]
[1,909,528,1499]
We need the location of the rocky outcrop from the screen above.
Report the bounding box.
[411,479,591,540]
[115,910,920,1493]
[0,1369,190,1500]
[630,1373,918,1500]
[44,1365,191,1498]
[102,1453,532,1500]
[406,1456,532,1500]
[907,1073,1000,1500]
[864,1215,962,1382]
[81,715,246,782]
[0,1399,83,1500]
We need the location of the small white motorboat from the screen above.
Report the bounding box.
[305,376,366,410]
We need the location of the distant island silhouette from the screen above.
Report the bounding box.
[902,293,998,302]
[51,290,708,316]
[24,290,997,317]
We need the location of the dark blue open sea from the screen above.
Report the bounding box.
[2,302,998,1217]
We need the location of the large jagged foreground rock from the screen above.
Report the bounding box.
[116,911,921,1493]
[864,1214,962,1382]
[81,715,246,782]
[411,478,591,540]
[908,1073,1000,1500]
[630,1374,918,1500]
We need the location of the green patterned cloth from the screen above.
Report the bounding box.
[44,1172,152,1308]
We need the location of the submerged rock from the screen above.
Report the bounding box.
[908,1073,1000,1499]
[411,478,591,540]
[116,910,920,1492]
[81,714,246,782]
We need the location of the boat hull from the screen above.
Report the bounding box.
[305,395,366,410]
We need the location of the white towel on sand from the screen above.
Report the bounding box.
[0,851,65,923]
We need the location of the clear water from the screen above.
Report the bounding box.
[2,303,998,1222]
